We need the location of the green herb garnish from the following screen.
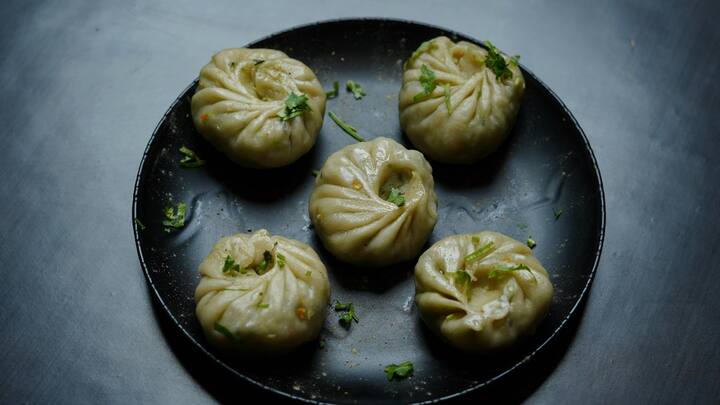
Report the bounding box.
[405,40,431,68]
[222,255,242,274]
[443,84,452,114]
[162,202,187,233]
[326,81,339,98]
[256,250,273,274]
[134,218,146,231]
[277,92,311,121]
[386,187,405,207]
[253,59,265,66]
[553,208,563,220]
[257,303,269,309]
[305,270,312,278]
[489,263,537,283]
[454,270,472,288]
[334,300,359,326]
[384,361,414,381]
[464,242,495,264]
[277,253,286,268]
[328,111,364,141]
[214,322,240,342]
[484,41,517,82]
[527,237,537,249]
[179,146,205,168]
[414,64,437,101]
[346,80,366,99]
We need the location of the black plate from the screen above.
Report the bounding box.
[132,18,605,404]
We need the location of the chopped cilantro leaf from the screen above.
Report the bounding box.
[277,253,286,268]
[253,59,265,66]
[305,270,312,278]
[222,255,241,274]
[334,300,359,326]
[277,92,311,121]
[484,41,516,82]
[384,361,414,381]
[527,237,537,249]
[386,187,405,207]
[214,322,240,342]
[464,242,495,264]
[328,111,364,141]
[346,80,366,99]
[454,270,472,291]
[414,64,437,101]
[162,202,187,233]
[256,250,273,274]
[257,303,269,309]
[179,146,205,168]
[489,263,537,283]
[326,81,339,98]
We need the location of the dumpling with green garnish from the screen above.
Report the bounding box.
[399,37,525,164]
[191,48,326,168]
[194,229,330,354]
[414,231,553,352]
[309,137,438,267]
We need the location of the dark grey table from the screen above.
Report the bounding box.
[1,0,718,403]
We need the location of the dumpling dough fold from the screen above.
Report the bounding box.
[191,48,326,168]
[195,230,330,354]
[415,231,553,352]
[309,137,438,267]
[399,37,525,164]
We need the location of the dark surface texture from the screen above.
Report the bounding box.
[0,0,718,404]
[133,20,604,403]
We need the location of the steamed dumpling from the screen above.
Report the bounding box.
[309,137,438,267]
[195,230,330,354]
[399,37,525,164]
[414,231,553,352]
[191,48,326,168]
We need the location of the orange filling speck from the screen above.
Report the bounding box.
[296,307,307,320]
[352,180,362,190]
[200,113,209,122]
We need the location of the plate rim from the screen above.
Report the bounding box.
[131,17,606,404]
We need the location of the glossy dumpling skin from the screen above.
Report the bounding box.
[309,137,438,267]
[191,48,326,168]
[414,231,553,352]
[399,37,525,164]
[194,230,330,354]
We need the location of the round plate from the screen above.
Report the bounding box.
[133,18,605,403]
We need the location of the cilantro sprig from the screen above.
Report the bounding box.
[386,187,405,207]
[413,64,437,101]
[489,263,537,283]
[278,92,311,121]
[328,111,365,141]
[162,202,187,233]
[334,300,359,326]
[222,255,242,274]
[484,41,519,82]
[326,81,339,98]
[346,80,366,99]
[384,361,414,381]
[464,241,495,264]
[179,146,205,168]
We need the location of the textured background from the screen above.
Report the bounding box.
[0,0,718,403]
